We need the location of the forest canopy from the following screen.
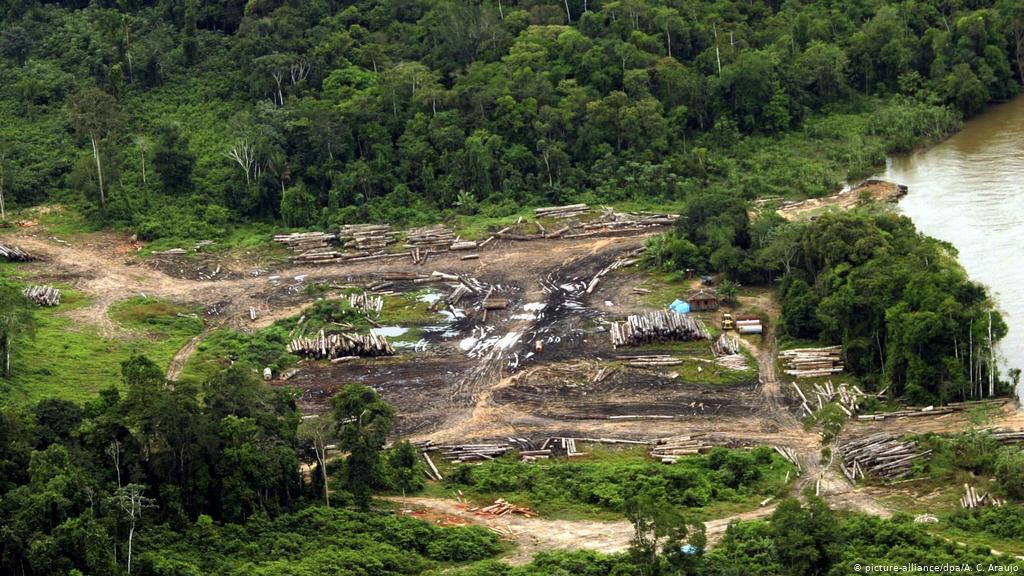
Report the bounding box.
[0,0,1021,241]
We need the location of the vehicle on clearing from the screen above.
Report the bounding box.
[721,313,734,331]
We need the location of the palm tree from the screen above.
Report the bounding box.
[0,281,36,378]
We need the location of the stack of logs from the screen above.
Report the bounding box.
[779,346,844,378]
[650,435,713,463]
[773,446,803,474]
[339,224,397,254]
[856,399,1004,421]
[838,433,930,481]
[610,310,710,348]
[0,243,33,261]
[791,380,881,417]
[472,499,536,518]
[539,437,583,458]
[433,443,511,462]
[988,428,1024,444]
[712,333,741,356]
[961,484,1004,509]
[348,292,384,314]
[273,232,339,264]
[22,285,61,306]
[287,329,394,359]
[535,203,589,219]
[404,225,457,251]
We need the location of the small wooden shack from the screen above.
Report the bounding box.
[686,288,719,312]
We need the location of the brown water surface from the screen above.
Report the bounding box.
[880,95,1024,389]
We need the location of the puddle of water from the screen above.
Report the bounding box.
[394,339,430,351]
[417,292,443,305]
[371,326,409,337]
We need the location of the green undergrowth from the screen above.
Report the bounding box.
[1,294,203,406]
[134,506,502,575]
[430,445,794,522]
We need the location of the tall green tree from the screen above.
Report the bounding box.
[152,123,195,196]
[332,383,395,511]
[66,87,126,210]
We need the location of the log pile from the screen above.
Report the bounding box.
[609,310,710,348]
[773,446,803,474]
[988,428,1024,444]
[404,225,457,251]
[855,399,1004,421]
[712,333,740,356]
[535,203,589,219]
[561,210,679,239]
[650,435,713,463]
[348,292,384,314]
[838,433,930,481]
[434,443,510,462]
[539,437,583,458]
[339,224,397,253]
[0,243,33,261]
[274,231,340,264]
[716,354,749,371]
[960,484,1004,509]
[779,346,844,378]
[22,285,61,306]
[287,329,394,359]
[804,380,880,417]
[472,499,536,518]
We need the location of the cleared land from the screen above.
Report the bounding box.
[3,205,1021,560]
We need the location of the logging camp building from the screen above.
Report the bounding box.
[685,288,719,312]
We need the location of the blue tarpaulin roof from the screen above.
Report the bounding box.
[669,299,690,314]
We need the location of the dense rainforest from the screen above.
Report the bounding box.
[0,0,1022,237]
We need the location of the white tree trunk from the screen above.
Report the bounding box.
[90,136,105,206]
[127,523,134,575]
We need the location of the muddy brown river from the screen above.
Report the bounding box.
[879,95,1024,394]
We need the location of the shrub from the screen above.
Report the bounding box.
[426,526,501,562]
[949,430,1001,473]
[995,448,1024,500]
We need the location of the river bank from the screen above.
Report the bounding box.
[881,94,1024,397]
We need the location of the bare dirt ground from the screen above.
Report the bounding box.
[397,496,633,565]
[772,180,908,221]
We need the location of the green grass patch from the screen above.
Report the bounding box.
[434,445,794,522]
[109,297,204,336]
[0,294,204,407]
[618,339,758,385]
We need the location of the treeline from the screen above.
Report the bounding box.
[650,209,1011,403]
[0,0,1022,239]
